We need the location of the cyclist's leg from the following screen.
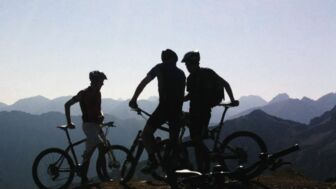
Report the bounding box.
[141,105,166,172]
[96,142,106,177]
[81,122,102,182]
[167,109,182,163]
[189,109,211,173]
[165,112,183,189]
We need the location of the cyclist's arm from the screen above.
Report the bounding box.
[129,75,153,106]
[65,96,79,126]
[219,78,237,103]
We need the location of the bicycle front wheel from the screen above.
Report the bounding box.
[32,148,75,189]
[220,131,267,179]
[96,145,134,183]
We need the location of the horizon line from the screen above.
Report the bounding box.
[1,92,336,106]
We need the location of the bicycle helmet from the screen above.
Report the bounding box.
[161,49,178,63]
[181,51,200,63]
[89,71,107,82]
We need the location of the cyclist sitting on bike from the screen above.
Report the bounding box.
[64,70,107,184]
[129,49,186,173]
[181,51,239,173]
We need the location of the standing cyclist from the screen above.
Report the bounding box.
[129,49,186,173]
[181,51,239,173]
[64,71,107,184]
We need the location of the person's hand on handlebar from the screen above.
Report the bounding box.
[67,122,76,129]
[230,100,239,107]
[129,99,138,109]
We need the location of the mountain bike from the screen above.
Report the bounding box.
[119,108,190,185]
[32,122,132,189]
[181,102,268,178]
[176,144,300,189]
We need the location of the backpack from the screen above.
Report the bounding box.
[201,69,225,107]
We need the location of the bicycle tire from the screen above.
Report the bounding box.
[151,139,193,187]
[32,148,75,189]
[220,131,267,179]
[96,145,134,183]
[150,140,171,182]
[120,141,144,184]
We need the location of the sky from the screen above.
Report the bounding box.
[0,0,335,105]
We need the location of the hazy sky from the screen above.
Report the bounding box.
[0,0,335,105]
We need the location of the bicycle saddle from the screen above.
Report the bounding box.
[57,125,74,130]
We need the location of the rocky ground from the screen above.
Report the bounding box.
[70,176,336,189]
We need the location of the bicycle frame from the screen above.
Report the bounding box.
[52,126,85,169]
[212,104,231,152]
[195,103,235,153]
[124,108,187,181]
[59,122,115,170]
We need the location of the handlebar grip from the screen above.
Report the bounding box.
[103,121,115,127]
[218,102,239,108]
[271,144,299,159]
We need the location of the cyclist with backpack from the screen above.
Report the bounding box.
[129,49,186,174]
[181,51,239,173]
[64,71,107,184]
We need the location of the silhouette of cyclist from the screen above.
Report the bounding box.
[129,49,186,173]
[181,51,239,173]
[64,70,107,184]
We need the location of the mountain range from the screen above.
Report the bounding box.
[1,92,336,188]
[1,92,335,124]
[229,92,336,124]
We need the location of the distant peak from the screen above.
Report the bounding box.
[27,95,49,100]
[13,95,50,105]
[270,93,290,104]
[249,109,269,117]
[239,95,266,101]
[301,96,314,102]
[317,92,336,101]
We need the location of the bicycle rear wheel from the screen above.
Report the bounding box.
[96,145,134,183]
[220,131,267,179]
[32,148,75,189]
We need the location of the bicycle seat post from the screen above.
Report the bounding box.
[219,106,229,126]
[64,128,73,147]
[214,105,229,149]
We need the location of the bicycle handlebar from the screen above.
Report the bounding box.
[217,102,239,108]
[244,144,300,175]
[133,107,152,117]
[57,121,116,130]
[269,144,300,160]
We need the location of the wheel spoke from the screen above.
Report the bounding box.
[220,132,267,179]
[32,148,74,189]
